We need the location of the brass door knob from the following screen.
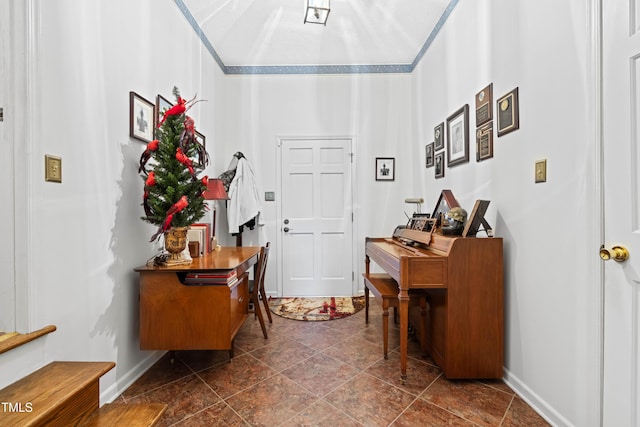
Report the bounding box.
[599,245,630,262]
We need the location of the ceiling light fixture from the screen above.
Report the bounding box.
[304,0,330,25]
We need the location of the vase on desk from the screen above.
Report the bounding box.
[164,226,192,265]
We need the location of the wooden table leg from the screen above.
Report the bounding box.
[398,292,409,383]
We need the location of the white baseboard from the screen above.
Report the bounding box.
[100,350,166,404]
[503,367,572,427]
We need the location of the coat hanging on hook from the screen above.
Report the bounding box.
[224,153,263,234]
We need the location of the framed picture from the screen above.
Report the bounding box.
[425,142,434,168]
[130,91,155,143]
[475,83,493,127]
[375,157,395,181]
[434,151,445,179]
[462,199,492,237]
[446,104,470,167]
[434,122,445,151]
[431,189,460,219]
[476,121,493,161]
[156,94,173,128]
[497,87,520,136]
[195,130,206,149]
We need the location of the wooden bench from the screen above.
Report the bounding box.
[363,273,428,359]
[0,361,166,426]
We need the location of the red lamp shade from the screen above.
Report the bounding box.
[203,179,229,200]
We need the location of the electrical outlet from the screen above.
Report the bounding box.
[45,155,62,183]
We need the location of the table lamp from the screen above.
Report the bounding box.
[203,178,230,251]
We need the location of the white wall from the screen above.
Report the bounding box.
[0,0,601,425]
[413,1,599,426]
[0,0,223,401]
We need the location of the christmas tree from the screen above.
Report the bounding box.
[139,87,209,242]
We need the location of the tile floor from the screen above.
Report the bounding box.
[117,304,550,426]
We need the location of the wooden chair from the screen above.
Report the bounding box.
[249,242,271,338]
[363,273,428,359]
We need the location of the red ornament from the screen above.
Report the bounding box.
[175,147,195,177]
[157,97,186,128]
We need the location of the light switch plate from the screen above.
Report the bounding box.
[45,154,62,183]
[535,159,547,183]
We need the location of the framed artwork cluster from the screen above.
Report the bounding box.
[129,91,207,147]
[425,84,520,178]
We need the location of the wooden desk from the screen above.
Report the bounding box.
[134,246,260,352]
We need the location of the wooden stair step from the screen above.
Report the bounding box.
[79,403,167,427]
[0,361,115,427]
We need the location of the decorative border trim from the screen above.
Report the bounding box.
[174,0,458,75]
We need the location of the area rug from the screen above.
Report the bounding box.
[269,296,365,321]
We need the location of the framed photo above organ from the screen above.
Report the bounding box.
[434,122,445,151]
[475,83,493,126]
[476,122,494,161]
[497,87,520,136]
[446,104,470,167]
[425,143,434,168]
[434,152,445,179]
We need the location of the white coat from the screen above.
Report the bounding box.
[227,157,263,234]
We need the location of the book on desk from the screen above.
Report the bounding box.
[183,269,238,286]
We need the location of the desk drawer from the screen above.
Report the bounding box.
[230,274,248,333]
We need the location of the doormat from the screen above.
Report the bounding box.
[269,296,365,321]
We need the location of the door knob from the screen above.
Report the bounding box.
[599,245,630,262]
[284,227,290,233]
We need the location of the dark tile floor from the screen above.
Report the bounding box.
[117,304,550,426]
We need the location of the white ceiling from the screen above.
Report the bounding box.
[179,0,456,73]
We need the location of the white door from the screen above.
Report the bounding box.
[603,2,640,425]
[278,138,353,297]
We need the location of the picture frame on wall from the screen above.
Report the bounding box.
[425,143,434,167]
[434,151,445,179]
[446,104,470,167]
[476,121,494,161]
[497,87,520,136]
[156,94,173,128]
[475,83,493,127]
[195,130,206,149]
[130,91,155,143]
[375,157,395,181]
[434,122,445,151]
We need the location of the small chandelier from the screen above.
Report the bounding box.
[304,0,330,25]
